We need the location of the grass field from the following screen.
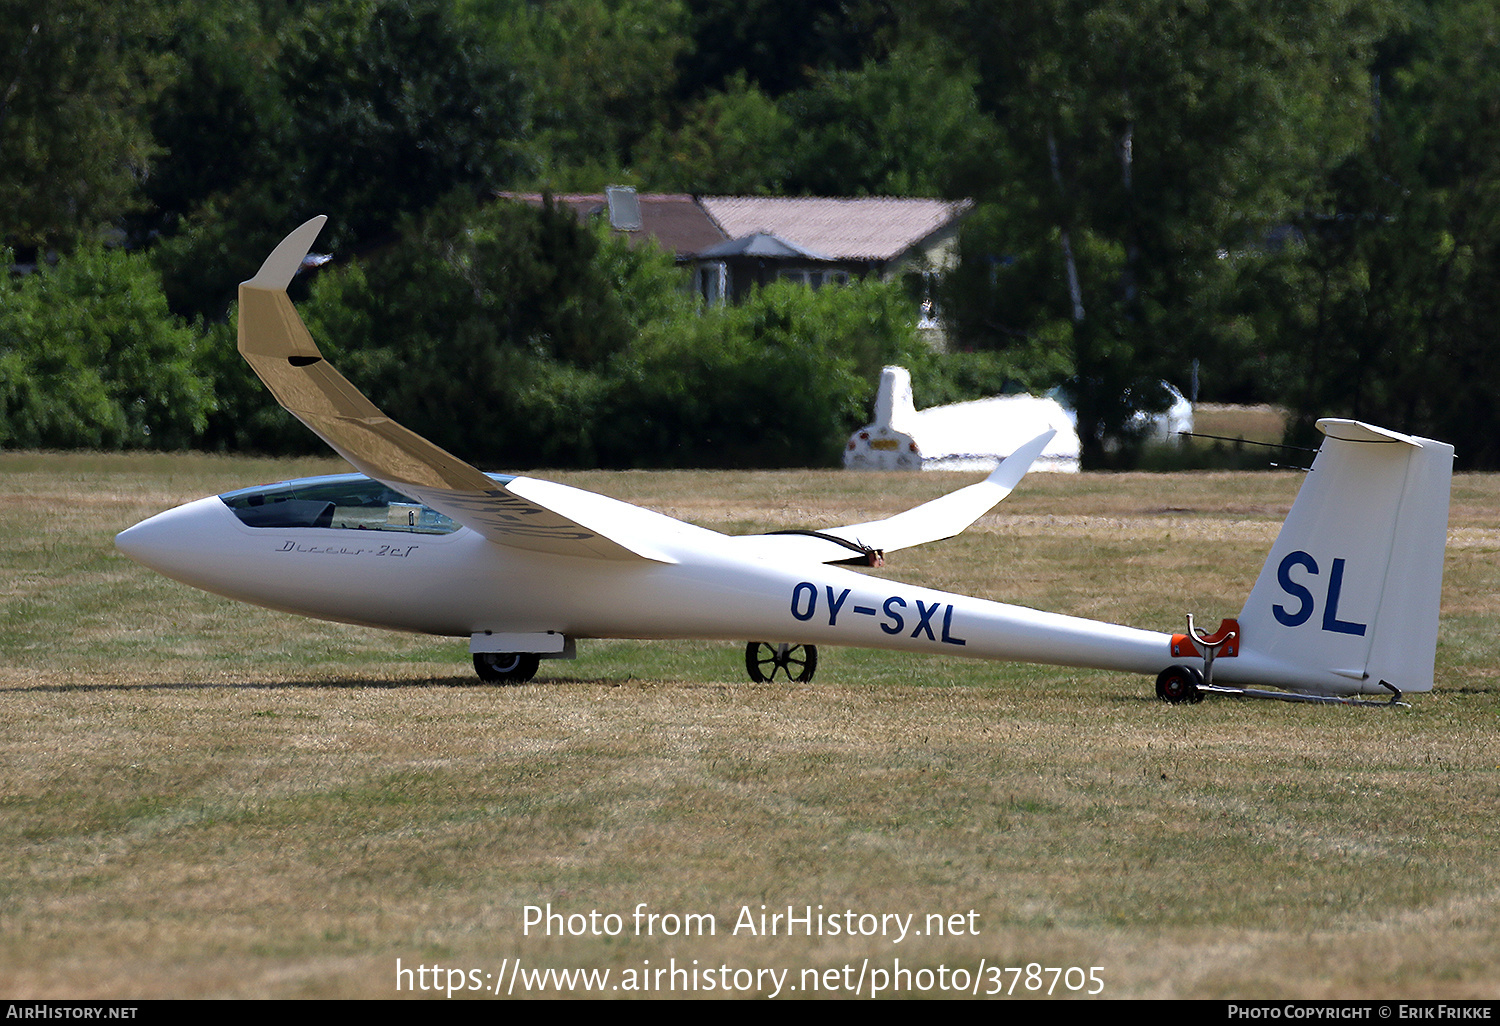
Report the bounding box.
[2,450,1498,999]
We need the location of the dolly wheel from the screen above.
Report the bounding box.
[745,642,817,683]
[1155,664,1204,704]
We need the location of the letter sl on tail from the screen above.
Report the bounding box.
[1223,420,1453,702]
[117,218,1455,705]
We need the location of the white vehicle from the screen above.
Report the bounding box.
[116,219,1454,705]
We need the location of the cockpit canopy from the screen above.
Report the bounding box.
[219,474,460,534]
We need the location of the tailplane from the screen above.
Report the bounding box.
[1234,419,1453,695]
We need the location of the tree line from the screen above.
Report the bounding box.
[2,0,1497,467]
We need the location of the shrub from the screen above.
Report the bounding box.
[0,245,213,449]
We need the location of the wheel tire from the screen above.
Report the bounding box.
[1155,664,1203,704]
[473,651,540,684]
[745,642,818,683]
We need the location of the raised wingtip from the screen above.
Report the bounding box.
[242,216,329,292]
[985,428,1057,486]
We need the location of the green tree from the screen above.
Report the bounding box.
[638,43,1003,198]
[634,72,794,194]
[603,278,917,468]
[466,0,690,189]
[0,245,213,448]
[0,0,173,250]
[932,0,1392,464]
[135,1,286,244]
[1263,0,1500,465]
[778,44,1001,198]
[152,0,529,322]
[675,0,897,100]
[279,0,528,244]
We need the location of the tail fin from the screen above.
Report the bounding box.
[1236,419,1453,695]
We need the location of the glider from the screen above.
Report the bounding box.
[116,218,1455,705]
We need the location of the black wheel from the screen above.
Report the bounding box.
[1155,664,1204,704]
[473,651,540,684]
[745,642,817,683]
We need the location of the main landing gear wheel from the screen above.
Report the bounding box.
[473,651,540,684]
[1155,664,1204,704]
[745,642,817,683]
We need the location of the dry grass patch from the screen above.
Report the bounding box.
[1191,404,1288,445]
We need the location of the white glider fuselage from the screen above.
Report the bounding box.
[117,483,1176,674]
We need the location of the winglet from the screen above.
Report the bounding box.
[244,215,328,291]
[982,428,1055,494]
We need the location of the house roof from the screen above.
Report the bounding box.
[699,197,973,263]
[497,192,728,256]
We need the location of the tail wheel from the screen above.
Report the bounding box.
[745,642,818,683]
[474,651,540,684]
[1155,664,1204,704]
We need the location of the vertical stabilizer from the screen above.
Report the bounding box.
[1236,419,1452,694]
[873,365,917,435]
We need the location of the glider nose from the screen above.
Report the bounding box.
[115,496,230,581]
[114,516,170,569]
